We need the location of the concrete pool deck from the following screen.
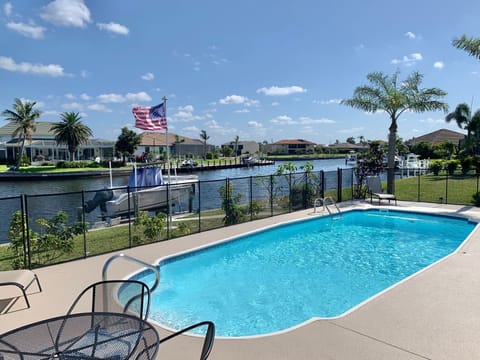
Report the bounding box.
[2,201,480,359]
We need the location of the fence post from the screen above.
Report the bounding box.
[196,180,201,232]
[320,170,325,199]
[20,194,30,269]
[23,194,33,269]
[416,174,420,202]
[304,172,308,209]
[127,186,132,248]
[81,191,87,258]
[166,182,171,240]
[270,174,274,217]
[250,176,253,221]
[288,173,292,213]
[445,173,449,204]
[351,168,354,200]
[337,168,342,202]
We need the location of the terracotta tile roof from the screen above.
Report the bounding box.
[272,139,316,145]
[407,128,465,145]
[139,132,204,146]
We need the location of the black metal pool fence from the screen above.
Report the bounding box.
[1,167,479,269]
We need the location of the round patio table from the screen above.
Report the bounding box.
[0,312,159,360]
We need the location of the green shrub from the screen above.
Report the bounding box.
[445,159,460,175]
[460,156,473,174]
[429,160,443,175]
[56,161,96,169]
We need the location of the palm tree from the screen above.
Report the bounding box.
[174,134,185,159]
[51,112,93,161]
[446,103,480,154]
[232,135,240,158]
[342,71,448,193]
[2,98,41,169]
[199,129,210,159]
[453,35,480,60]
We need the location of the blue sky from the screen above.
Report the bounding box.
[1,0,480,146]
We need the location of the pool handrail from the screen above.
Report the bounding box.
[102,253,160,293]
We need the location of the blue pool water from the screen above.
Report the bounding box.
[132,209,476,337]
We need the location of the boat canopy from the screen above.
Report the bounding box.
[128,167,164,187]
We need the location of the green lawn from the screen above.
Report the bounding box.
[395,174,479,205]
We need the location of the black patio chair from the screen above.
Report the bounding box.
[158,320,215,360]
[55,280,157,360]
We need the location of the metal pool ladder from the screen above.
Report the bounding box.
[314,196,341,215]
[102,253,160,293]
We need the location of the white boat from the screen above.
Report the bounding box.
[242,156,259,165]
[398,153,429,177]
[84,166,198,218]
[345,151,357,165]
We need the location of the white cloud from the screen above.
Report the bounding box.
[314,98,342,105]
[271,102,279,106]
[405,31,416,39]
[235,109,250,113]
[141,72,154,81]
[6,22,46,39]
[88,103,112,112]
[172,105,200,121]
[219,95,259,107]
[270,115,294,125]
[270,115,335,126]
[206,119,221,129]
[80,69,89,78]
[248,121,262,128]
[391,53,423,66]
[0,56,65,77]
[65,93,75,100]
[97,22,129,35]
[179,105,194,112]
[80,93,91,100]
[40,0,91,28]
[433,61,444,69]
[298,116,336,124]
[257,85,306,96]
[62,102,83,110]
[97,92,152,103]
[419,117,446,124]
[338,127,364,134]
[4,2,12,16]
[183,126,199,133]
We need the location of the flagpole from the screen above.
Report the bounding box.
[163,96,172,234]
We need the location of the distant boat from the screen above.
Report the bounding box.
[345,151,357,165]
[84,166,198,218]
[242,156,259,165]
[397,153,429,176]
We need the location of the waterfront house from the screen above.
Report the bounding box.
[136,132,215,160]
[265,139,316,155]
[406,128,465,146]
[221,141,260,156]
[0,121,114,163]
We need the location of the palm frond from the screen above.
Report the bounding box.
[453,35,480,60]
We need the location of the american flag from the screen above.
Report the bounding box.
[132,103,168,130]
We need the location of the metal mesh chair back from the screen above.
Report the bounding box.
[66,280,150,320]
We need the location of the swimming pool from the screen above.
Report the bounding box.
[132,209,477,337]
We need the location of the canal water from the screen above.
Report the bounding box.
[0,158,348,197]
[0,158,350,243]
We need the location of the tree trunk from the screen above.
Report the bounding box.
[387,118,397,194]
[16,136,26,170]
